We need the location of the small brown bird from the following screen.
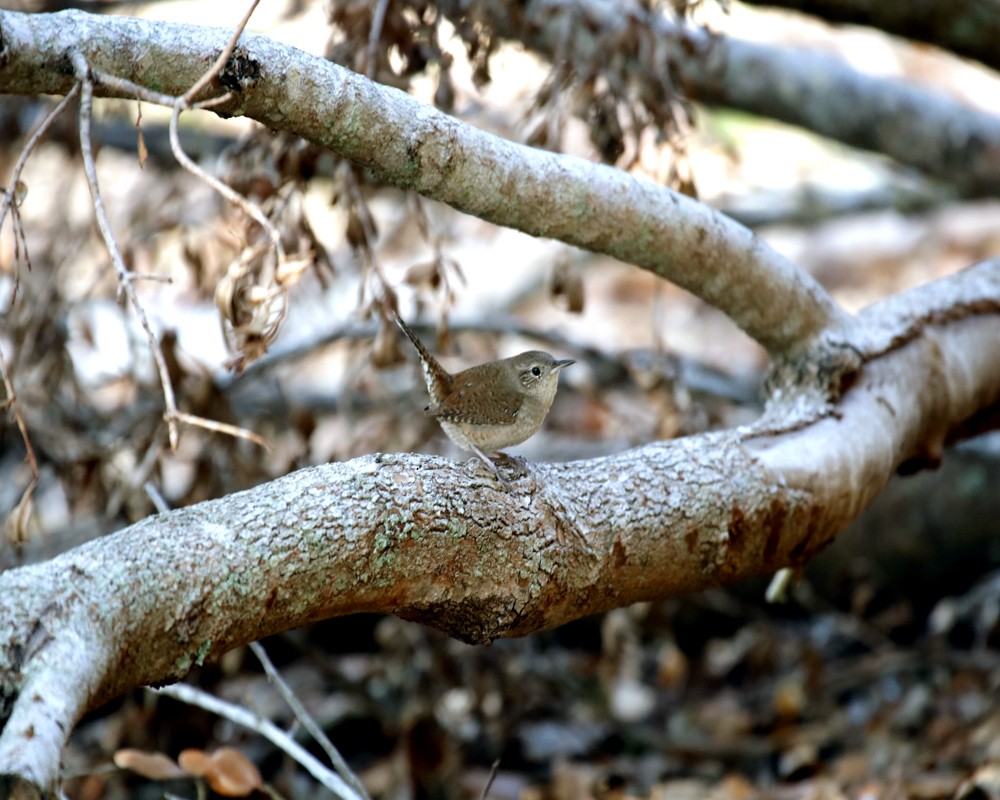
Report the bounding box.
[393,311,574,482]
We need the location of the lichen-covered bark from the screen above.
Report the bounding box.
[1,9,1000,798]
[2,261,999,797]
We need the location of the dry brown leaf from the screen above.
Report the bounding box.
[178,747,212,777]
[179,747,263,796]
[2,481,35,546]
[549,259,585,314]
[403,259,442,290]
[372,315,405,368]
[204,747,264,797]
[346,206,369,249]
[113,748,186,780]
[134,103,147,170]
[275,254,312,286]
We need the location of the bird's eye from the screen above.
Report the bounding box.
[531,366,542,377]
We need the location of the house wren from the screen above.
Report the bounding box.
[392,311,574,482]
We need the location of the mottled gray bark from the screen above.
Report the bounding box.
[1,9,1000,799]
[2,260,998,797]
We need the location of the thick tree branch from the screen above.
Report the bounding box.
[672,28,1000,197]
[3,9,1000,798]
[742,0,1000,73]
[2,260,999,797]
[0,8,846,358]
[441,0,1000,197]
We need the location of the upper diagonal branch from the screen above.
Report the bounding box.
[0,9,849,358]
[673,27,1000,197]
[740,0,1000,73]
[441,0,1000,197]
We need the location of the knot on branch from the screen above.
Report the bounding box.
[219,45,261,93]
[762,333,865,418]
[397,594,535,645]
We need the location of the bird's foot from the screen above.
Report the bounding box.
[494,452,530,479]
[470,448,528,486]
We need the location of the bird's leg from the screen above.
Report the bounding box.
[467,446,526,486]
[469,445,508,486]
[494,451,530,478]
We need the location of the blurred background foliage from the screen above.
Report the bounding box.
[1,0,1000,797]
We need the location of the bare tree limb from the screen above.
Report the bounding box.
[1,258,998,798]
[670,26,1000,197]
[741,0,1000,73]
[152,682,363,800]
[437,0,1000,197]
[0,8,847,359]
[2,9,1000,799]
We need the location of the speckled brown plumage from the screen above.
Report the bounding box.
[393,311,574,482]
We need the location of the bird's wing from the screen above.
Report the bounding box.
[427,366,523,426]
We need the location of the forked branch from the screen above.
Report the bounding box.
[2,9,1000,800]
[1,258,999,797]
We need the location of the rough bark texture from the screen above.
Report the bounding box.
[2,8,1000,799]
[0,9,845,358]
[1,260,998,796]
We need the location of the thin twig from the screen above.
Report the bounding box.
[106,431,167,519]
[74,4,279,449]
[340,162,389,311]
[249,642,372,800]
[183,0,262,104]
[89,68,177,106]
[166,2,280,261]
[365,0,391,80]
[152,683,364,800]
[0,349,39,481]
[0,348,38,549]
[155,0,285,264]
[0,85,81,231]
[168,0,284,260]
[192,92,236,111]
[73,55,182,450]
[478,758,502,800]
[1,86,82,302]
[143,481,170,514]
[169,104,285,260]
[171,410,270,449]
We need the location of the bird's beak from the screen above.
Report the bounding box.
[553,359,575,371]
